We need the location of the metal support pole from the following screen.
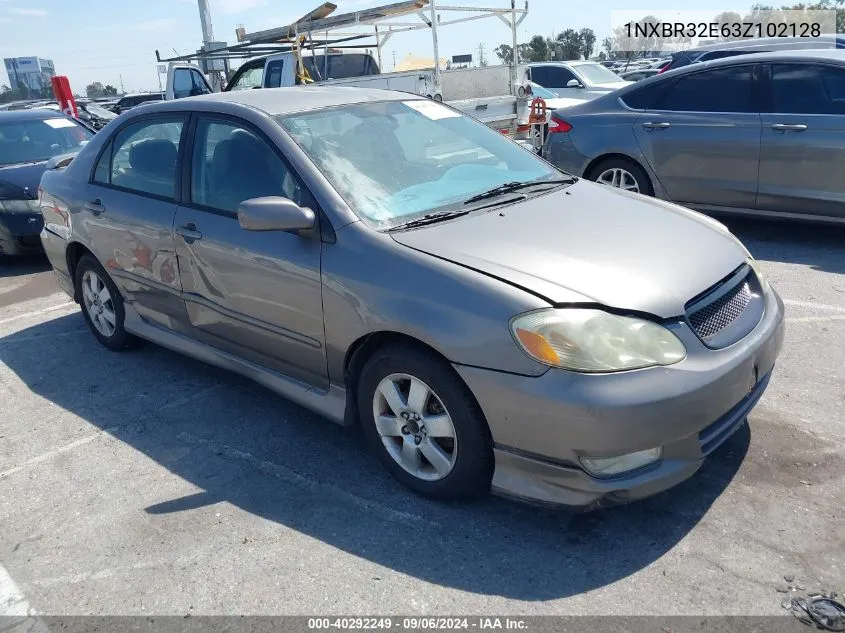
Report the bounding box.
[375,25,383,70]
[510,0,518,95]
[430,0,441,96]
[197,0,223,91]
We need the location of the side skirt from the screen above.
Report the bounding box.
[123,303,350,426]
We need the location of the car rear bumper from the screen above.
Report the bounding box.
[40,226,75,298]
[0,212,44,256]
[454,286,785,508]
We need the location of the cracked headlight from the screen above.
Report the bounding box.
[510,308,686,372]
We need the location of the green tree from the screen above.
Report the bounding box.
[103,84,118,96]
[556,29,583,60]
[579,27,597,59]
[713,11,745,40]
[86,82,105,98]
[527,34,549,61]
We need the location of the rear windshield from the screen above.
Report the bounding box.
[303,54,380,81]
[0,118,93,166]
[574,63,623,84]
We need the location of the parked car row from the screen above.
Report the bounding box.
[542,48,845,224]
[0,109,94,256]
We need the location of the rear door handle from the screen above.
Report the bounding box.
[771,123,808,132]
[642,122,671,130]
[85,198,104,215]
[177,222,203,242]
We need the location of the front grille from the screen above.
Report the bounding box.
[688,275,752,340]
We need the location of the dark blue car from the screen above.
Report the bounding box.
[0,109,94,256]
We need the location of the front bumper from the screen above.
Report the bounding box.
[0,212,44,256]
[455,286,785,508]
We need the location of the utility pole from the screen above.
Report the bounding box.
[119,74,125,95]
[477,42,486,67]
[392,50,398,71]
[197,0,223,91]
[429,0,441,96]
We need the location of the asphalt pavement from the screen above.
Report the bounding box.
[0,217,842,616]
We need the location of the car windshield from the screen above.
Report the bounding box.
[276,100,559,228]
[529,84,559,99]
[575,63,623,84]
[0,117,93,166]
[85,103,117,120]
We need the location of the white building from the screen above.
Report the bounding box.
[4,57,55,92]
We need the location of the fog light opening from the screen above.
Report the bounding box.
[580,447,663,477]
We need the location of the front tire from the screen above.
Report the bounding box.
[75,254,137,351]
[358,345,494,501]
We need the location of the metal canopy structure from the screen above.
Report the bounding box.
[156,0,529,88]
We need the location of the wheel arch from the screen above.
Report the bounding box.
[65,241,97,303]
[583,152,646,180]
[342,330,479,426]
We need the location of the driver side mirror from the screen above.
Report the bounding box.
[237,196,316,233]
[566,79,584,89]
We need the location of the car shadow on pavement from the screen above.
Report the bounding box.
[719,217,845,274]
[0,312,750,601]
[0,255,51,278]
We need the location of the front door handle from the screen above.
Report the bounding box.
[177,222,203,242]
[642,122,671,130]
[85,198,104,215]
[771,123,808,132]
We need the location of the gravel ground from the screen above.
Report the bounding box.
[0,217,842,616]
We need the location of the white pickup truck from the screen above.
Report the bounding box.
[165,51,537,141]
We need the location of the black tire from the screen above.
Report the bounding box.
[75,254,138,351]
[357,345,494,502]
[587,157,654,196]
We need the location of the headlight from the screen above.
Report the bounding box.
[510,308,686,372]
[748,258,769,292]
[0,199,40,214]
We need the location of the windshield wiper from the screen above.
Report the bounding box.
[389,210,470,231]
[463,178,577,205]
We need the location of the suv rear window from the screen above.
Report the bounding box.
[303,54,379,81]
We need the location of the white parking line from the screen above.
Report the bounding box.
[0,428,118,480]
[0,302,75,327]
[178,431,441,531]
[786,315,845,323]
[0,562,32,616]
[783,299,845,313]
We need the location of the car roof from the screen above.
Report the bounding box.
[0,109,76,123]
[158,86,415,116]
[607,48,845,98]
[681,34,845,54]
[528,60,597,67]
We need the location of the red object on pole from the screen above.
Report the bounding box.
[51,75,78,119]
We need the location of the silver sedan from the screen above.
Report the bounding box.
[39,87,784,507]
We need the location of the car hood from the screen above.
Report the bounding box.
[390,180,750,318]
[0,161,47,199]
[588,80,632,91]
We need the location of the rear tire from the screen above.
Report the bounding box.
[588,157,654,196]
[75,254,138,351]
[357,344,494,502]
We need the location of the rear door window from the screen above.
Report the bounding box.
[102,118,185,199]
[657,65,757,113]
[771,63,845,114]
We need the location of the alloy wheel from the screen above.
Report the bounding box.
[81,270,116,338]
[596,167,640,192]
[372,373,458,481]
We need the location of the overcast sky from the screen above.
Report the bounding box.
[1,0,748,93]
